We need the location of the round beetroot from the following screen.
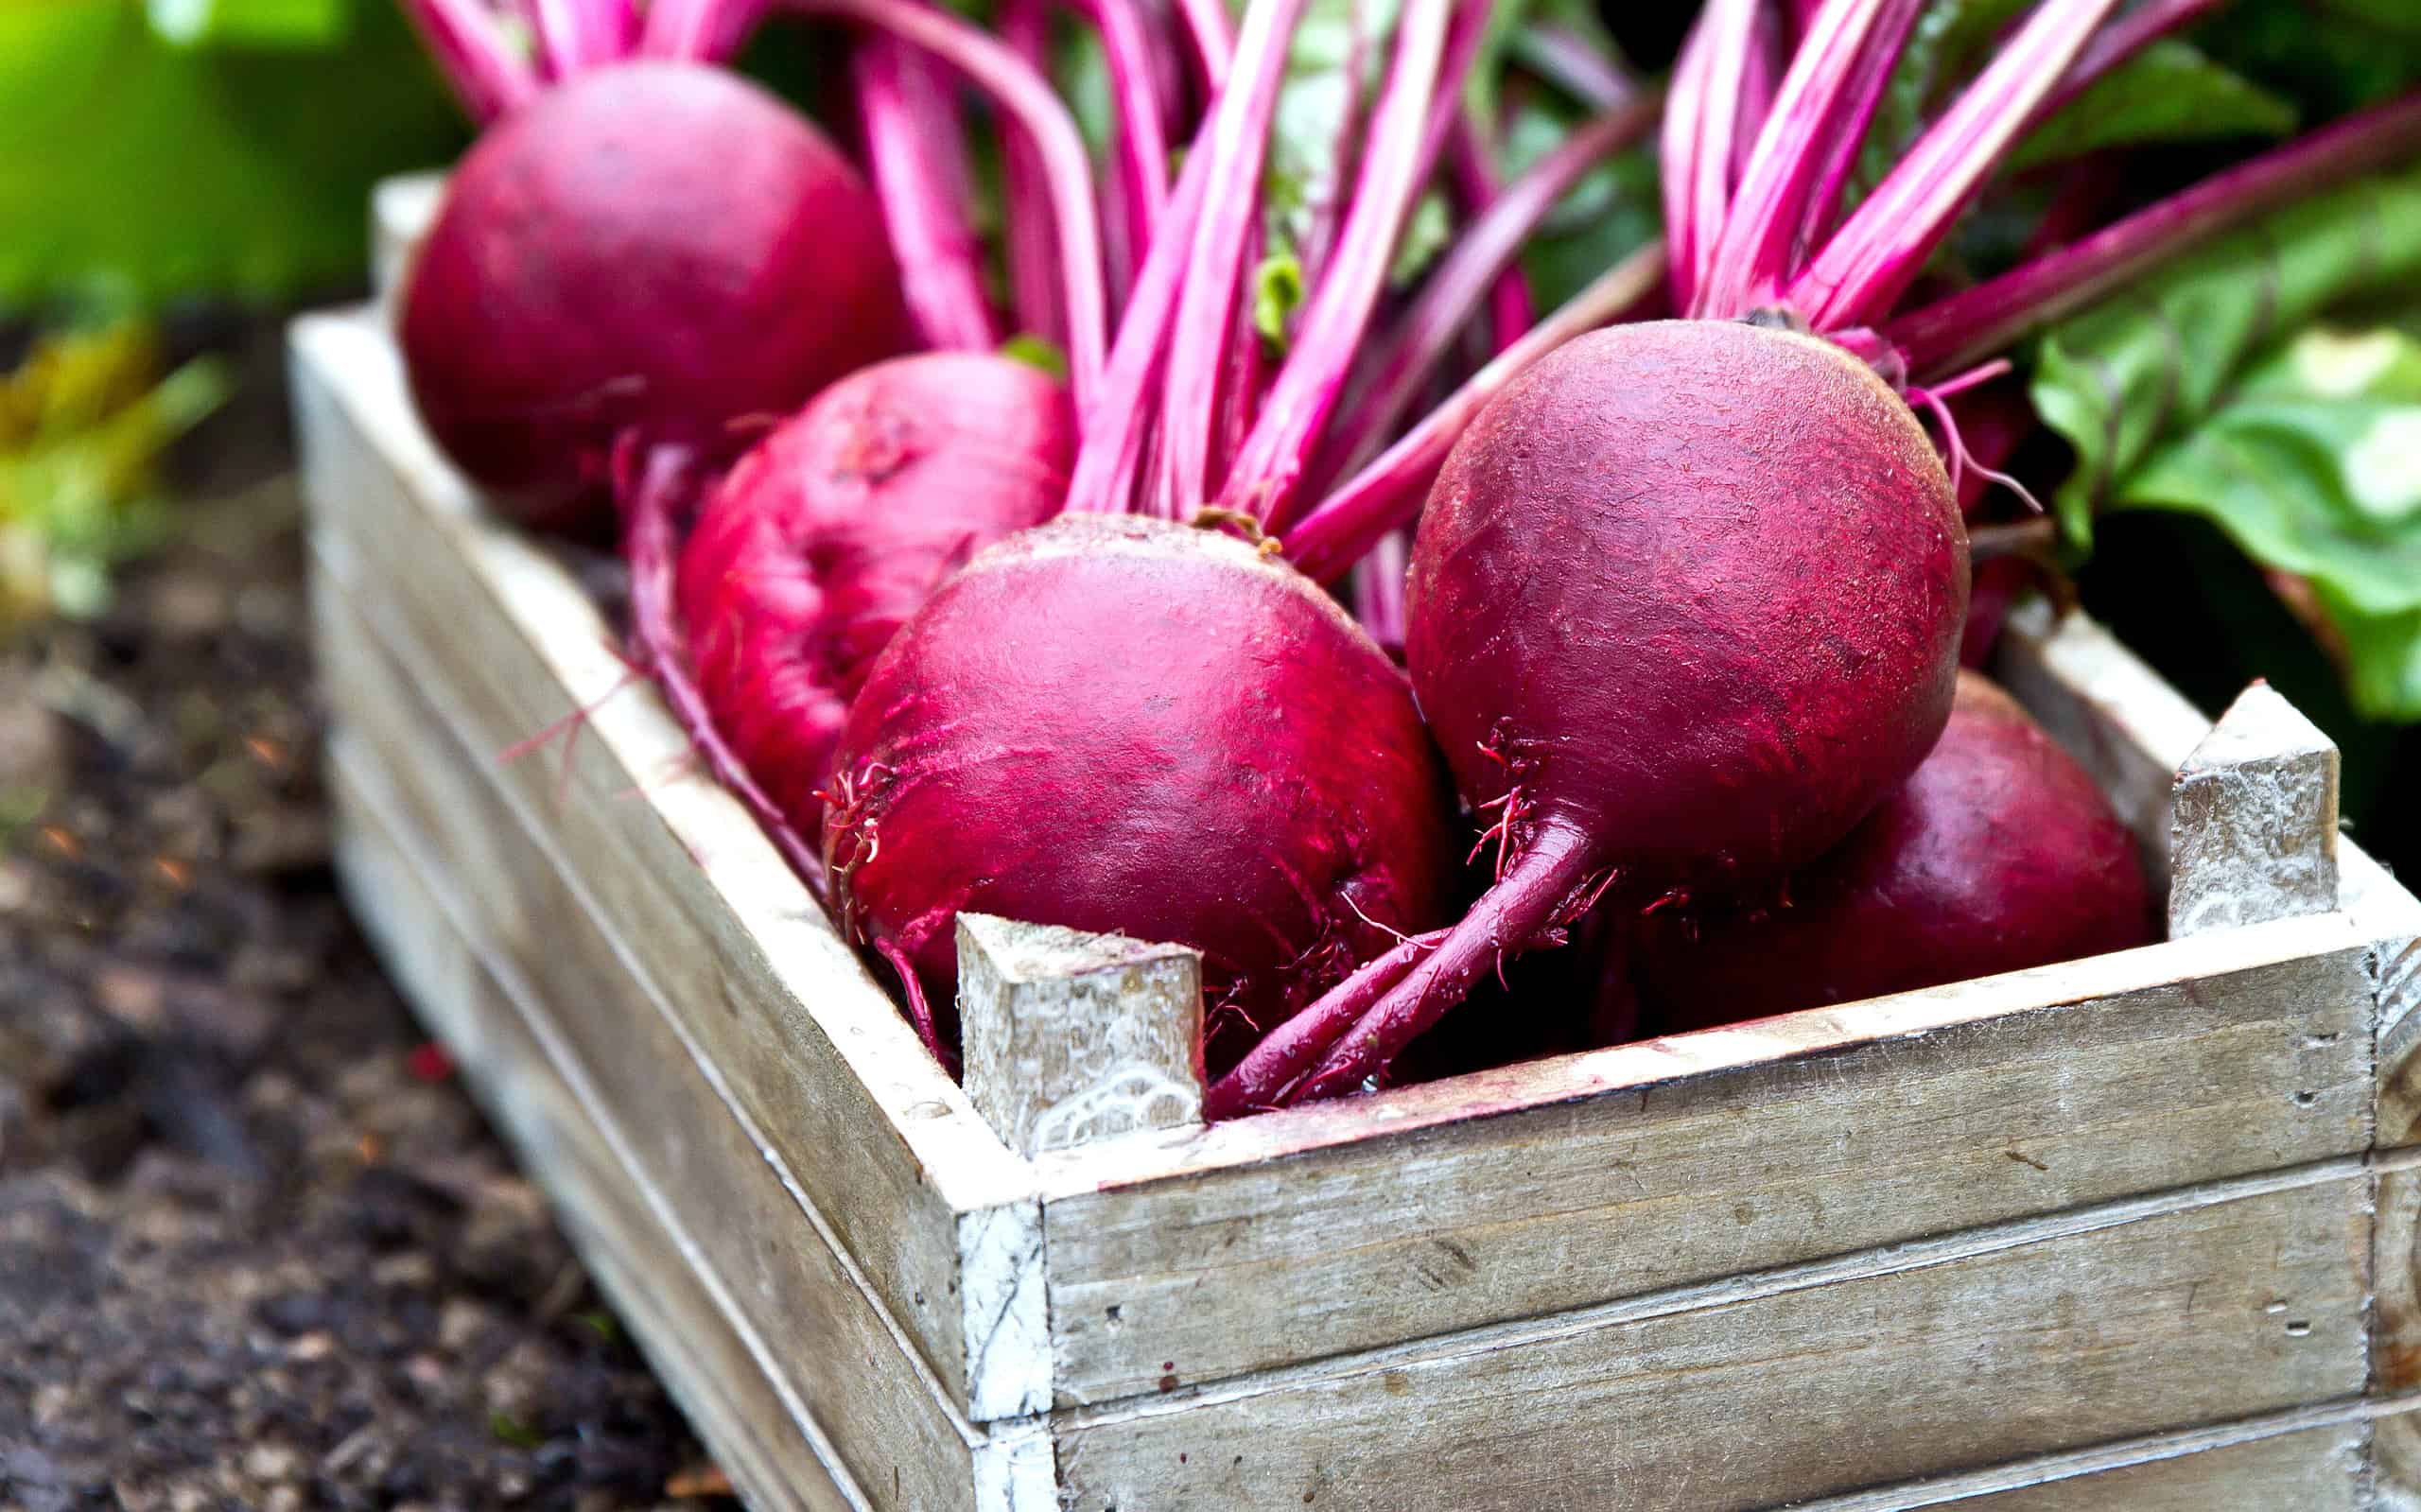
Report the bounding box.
[675,352,1074,845]
[823,513,1459,1073]
[1216,318,1967,1111]
[400,61,910,532]
[1637,671,2154,1030]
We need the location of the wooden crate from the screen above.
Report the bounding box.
[295,192,2421,1509]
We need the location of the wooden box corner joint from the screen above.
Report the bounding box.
[2168,681,2341,940]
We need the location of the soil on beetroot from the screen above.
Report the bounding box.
[0,482,721,1511]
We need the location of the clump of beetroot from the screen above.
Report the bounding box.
[1210,319,1967,1115]
[674,352,1074,845]
[1636,671,2153,1032]
[399,61,910,532]
[823,513,1459,1073]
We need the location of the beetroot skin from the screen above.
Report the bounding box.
[823,514,1459,1072]
[1224,319,1968,1108]
[400,61,909,531]
[675,352,1074,844]
[1637,671,2155,1031]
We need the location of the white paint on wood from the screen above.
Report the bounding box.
[370,170,444,316]
[2169,681,2341,938]
[958,914,1205,1158]
[956,1201,1051,1423]
[968,1426,1057,1512]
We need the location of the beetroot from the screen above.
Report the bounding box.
[674,352,1074,845]
[823,513,1458,1073]
[399,61,909,532]
[1636,671,2153,1032]
[1210,319,1968,1114]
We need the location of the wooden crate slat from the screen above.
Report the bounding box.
[1795,1408,2380,1511]
[316,589,1002,1508]
[1036,912,2372,1404]
[2168,682,2342,939]
[1048,1173,2367,1512]
[291,310,1050,1421]
[329,734,858,1512]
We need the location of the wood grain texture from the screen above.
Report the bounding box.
[290,310,1050,1421]
[1036,916,2374,1404]
[1797,1408,2378,1510]
[370,171,443,319]
[2168,682,2340,939]
[329,731,861,1512]
[317,590,988,1510]
[1049,1175,2368,1512]
[957,915,1205,1157]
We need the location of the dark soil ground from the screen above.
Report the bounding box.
[0,469,719,1510]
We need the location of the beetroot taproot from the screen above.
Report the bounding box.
[1212,319,1967,1112]
[823,513,1458,1073]
[674,352,1074,845]
[1636,671,2153,1031]
[399,61,909,532]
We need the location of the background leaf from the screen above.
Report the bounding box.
[2008,40,2297,171]
[2097,325,2421,720]
[0,0,466,311]
[2030,161,2421,550]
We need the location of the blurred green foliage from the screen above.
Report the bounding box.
[0,321,226,629]
[0,0,468,312]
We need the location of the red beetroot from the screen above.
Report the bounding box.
[823,513,1459,1074]
[400,61,909,532]
[1636,671,2153,1031]
[675,353,1074,844]
[1211,319,1968,1114]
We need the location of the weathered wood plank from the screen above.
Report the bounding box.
[2168,682,2340,938]
[1037,917,2373,1404]
[957,915,1206,1158]
[1800,1408,2377,1510]
[370,170,443,318]
[318,598,991,1509]
[329,729,859,1512]
[1050,1173,2367,1512]
[291,309,1050,1421]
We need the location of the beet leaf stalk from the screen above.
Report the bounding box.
[856,37,1003,352]
[397,0,541,121]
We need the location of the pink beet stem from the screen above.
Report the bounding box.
[1204,235,1268,510]
[1690,0,1924,320]
[1174,0,1235,87]
[1064,0,1176,286]
[856,39,1004,352]
[1290,823,1596,1104]
[1447,116,1536,353]
[2038,0,2222,125]
[1222,0,1453,534]
[1353,527,1412,651]
[1785,0,2124,331]
[618,444,829,903]
[520,0,627,76]
[1319,96,1657,486]
[1066,143,1214,513]
[1889,89,2421,378]
[787,0,1109,411]
[1732,1,1785,186]
[1512,21,1634,113]
[1659,0,1769,312]
[1156,0,1315,521]
[397,0,540,122]
[1204,924,1449,1118]
[640,0,763,61]
[1296,0,1373,295]
[997,0,1067,350]
[1280,239,1667,582]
